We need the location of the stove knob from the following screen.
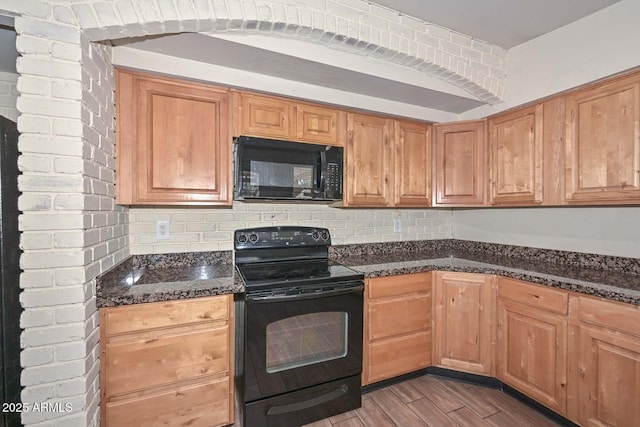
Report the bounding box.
[321,230,329,240]
[237,234,247,243]
[249,233,259,243]
[311,230,320,240]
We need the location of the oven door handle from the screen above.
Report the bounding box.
[247,284,364,302]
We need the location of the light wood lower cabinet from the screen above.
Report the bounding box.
[497,278,568,415]
[572,295,640,427]
[364,271,640,427]
[432,271,496,376]
[363,273,432,385]
[100,295,234,427]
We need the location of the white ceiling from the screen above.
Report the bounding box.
[370,0,623,49]
[0,1,625,113]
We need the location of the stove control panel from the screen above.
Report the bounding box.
[234,226,331,250]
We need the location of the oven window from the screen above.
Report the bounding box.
[266,312,348,373]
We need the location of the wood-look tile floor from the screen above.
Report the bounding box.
[303,375,562,427]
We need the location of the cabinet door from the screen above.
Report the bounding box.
[575,296,640,426]
[240,93,295,139]
[433,120,486,206]
[394,120,432,206]
[433,272,495,375]
[565,73,640,203]
[489,105,543,205]
[344,113,393,207]
[296,103,344,146]
[578,325,640,427]
[497,300,567,414]
[117,71,232,205]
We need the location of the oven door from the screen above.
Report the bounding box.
[244,282,363,403]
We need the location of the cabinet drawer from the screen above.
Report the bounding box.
[367,331,431,384]
[103,295,230,336]
[578,296,640,337]
[498,278,568,315]
[367,273,431,299]
[104,325,229,397]
[105,376,231,427]
[368,294,431,341]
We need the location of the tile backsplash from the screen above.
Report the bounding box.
[128,202,453,254]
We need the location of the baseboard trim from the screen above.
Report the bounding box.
[425,366,502,388]
[502,384,578,427]
[362,368,431,394]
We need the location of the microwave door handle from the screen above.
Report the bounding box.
[319,151,327,193]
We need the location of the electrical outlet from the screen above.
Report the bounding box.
[156,220,170,240]
[393,218,402,233]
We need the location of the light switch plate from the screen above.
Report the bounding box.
[393,218,402,233]
[156,220,170,240]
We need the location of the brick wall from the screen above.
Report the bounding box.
[15,11,127,425]
[129,203,452,254]
[61,0,507,103]
[0,71,19,121]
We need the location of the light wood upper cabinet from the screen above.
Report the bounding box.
[395,120,432,206]
[296,102,345,145]
[565,72,640,203]
[432,271,495,376]
[489,105,543,205]
[116,70,232,205]
[363,273,432,385]
[238,92,295,139]
[344,114,431,207]
[433,120,487,206]
[100,295,234,427]
[572,296,640,427]
[345,112,393,207]
[497,278,568,415]
[235,92,344,146]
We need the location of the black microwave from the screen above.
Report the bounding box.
[234,136,343,201]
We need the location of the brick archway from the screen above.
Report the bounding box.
[69,0,506,104]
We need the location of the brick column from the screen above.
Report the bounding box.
[15,13,126,426]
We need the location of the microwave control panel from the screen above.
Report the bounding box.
[325,162,342,196]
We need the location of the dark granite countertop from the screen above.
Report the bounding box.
[96,240,640,308]
[332,243,640,305]
[96,251,243,307]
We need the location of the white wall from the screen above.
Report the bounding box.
[0,71,18,121]
[460,0,640,119]
[452,0,640,260]
[452,207,640,258]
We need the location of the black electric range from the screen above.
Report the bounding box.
[234,226,364,427]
